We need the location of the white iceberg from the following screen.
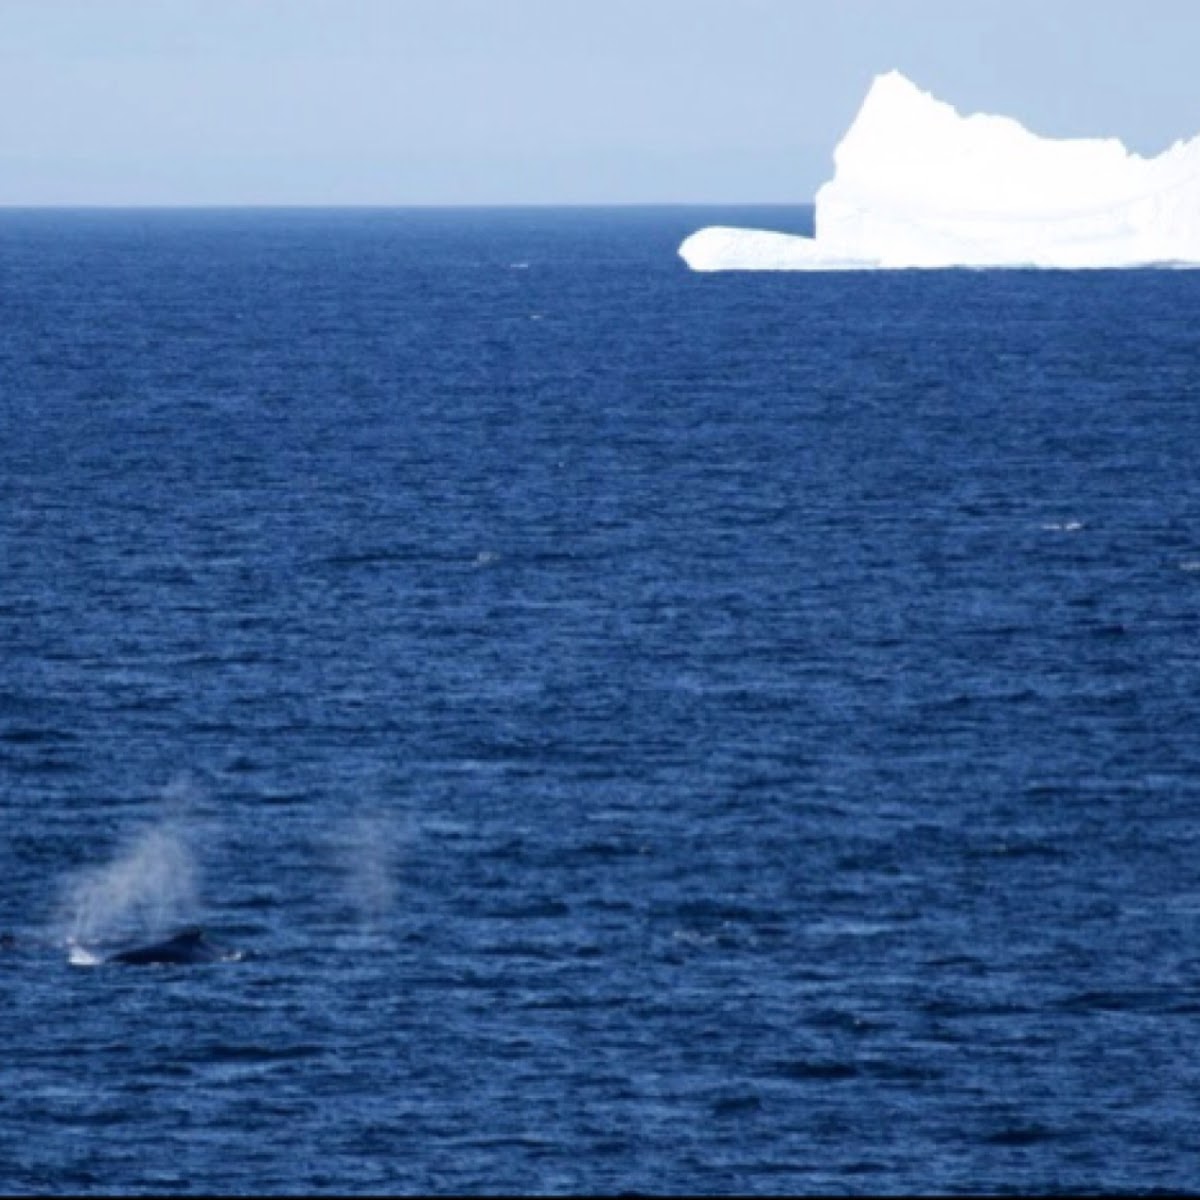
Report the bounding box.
[680,71,1200,270]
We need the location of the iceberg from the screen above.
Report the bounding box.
[680,71,1200,270]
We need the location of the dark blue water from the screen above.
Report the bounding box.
[3,206,1200,1194]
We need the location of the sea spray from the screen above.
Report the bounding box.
[61,821,200,947]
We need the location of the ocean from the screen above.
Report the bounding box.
[3,206,1200,1194]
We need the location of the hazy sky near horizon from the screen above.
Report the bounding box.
[3,0,1199,205]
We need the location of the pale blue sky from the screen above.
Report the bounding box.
[2,0,1198,205]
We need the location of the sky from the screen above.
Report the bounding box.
[1,0,1198,206]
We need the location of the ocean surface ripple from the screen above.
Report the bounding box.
[3,207,1200,1194]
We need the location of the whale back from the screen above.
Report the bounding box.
[107,927,225,966]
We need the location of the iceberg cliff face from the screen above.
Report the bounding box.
[680,71,1200,270]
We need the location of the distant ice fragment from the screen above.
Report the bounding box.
[682,71,1200,270]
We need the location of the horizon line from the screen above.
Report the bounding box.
[0,199,815,212]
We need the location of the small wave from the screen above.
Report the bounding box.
[1,727,79,745]
[67,941,103,967]
[771,1059,859,1081]
[711,1093,764,1117]
[479,899,570,920]
[196,1042,321,1065]
[984,1124,1067,1147]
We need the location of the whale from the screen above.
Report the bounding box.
[105,926,239,966]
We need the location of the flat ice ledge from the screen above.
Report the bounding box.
[680,226,1200,272]
[679,226,875,272]
[681,71,1200,271]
